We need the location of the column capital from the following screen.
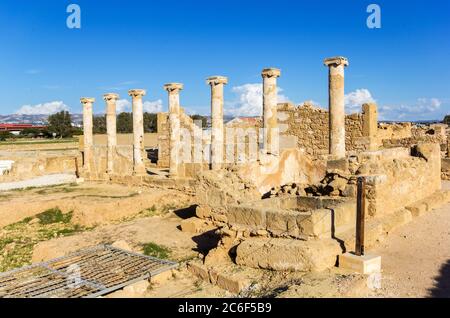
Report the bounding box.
[80,97,95,104]
[206,76,228,86]
[128,89,147,98]
[103,93,120,102]
[324,56,349,67]
[164,83,184,93]
[262,68,281,78]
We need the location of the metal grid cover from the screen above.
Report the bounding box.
[0,244,178,298]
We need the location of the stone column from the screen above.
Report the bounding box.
[207,76,228,170]
[164,83,183,177]
[103,93,119,174]
[80,98,95,173]
[262,68,281,155]
[128,89,147,175]
[324,56,349,159]
[362,103,379,151]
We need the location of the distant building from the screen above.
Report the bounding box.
[0,123,47,135]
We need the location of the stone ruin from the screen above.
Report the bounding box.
[77,56,450,277]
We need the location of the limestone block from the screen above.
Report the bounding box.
[265,209,301,237]
[225,206,265,229]
[297,209,332,238]
[235,238,341,272]
[180,217,206,233]
[339,253,381,274]
[327,158,349,173]
[196,205,212,219]
[187,262,210,281]
[331,200,356,228]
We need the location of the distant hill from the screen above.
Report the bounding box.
[0,114,83,125]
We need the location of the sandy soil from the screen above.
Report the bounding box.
[370,200,450,297]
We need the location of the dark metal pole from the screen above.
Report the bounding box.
[355,176,366,256]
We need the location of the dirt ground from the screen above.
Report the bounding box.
[0,182,192,228]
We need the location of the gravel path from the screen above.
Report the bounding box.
[0,174,77,191]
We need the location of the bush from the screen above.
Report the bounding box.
[36,208,73,225]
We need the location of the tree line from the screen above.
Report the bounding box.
[1,111,208,141]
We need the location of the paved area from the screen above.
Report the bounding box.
[0,174,77,191]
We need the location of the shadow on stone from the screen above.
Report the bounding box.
[173,205,198,219]
[191,229,221,255]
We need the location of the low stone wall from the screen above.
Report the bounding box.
[87,145,134,178]
[0,150,80,182]
[361,143,441,218]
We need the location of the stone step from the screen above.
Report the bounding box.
[187,261,262,294]
[405,190,450,217]
[234,237,342,272]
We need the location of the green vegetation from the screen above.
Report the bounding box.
[35,208,73,225]
[47,111,74,138]
[93,115,107,134]
[0,138,77,145]
[116,112,157,133]
[0,208,88,272]
[443,115,450,126]
[190,114,208,128]
[142,242,171,260]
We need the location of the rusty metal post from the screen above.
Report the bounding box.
[355,176,366,256]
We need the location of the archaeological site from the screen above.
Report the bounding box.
[1,1,449,306]
[2,56,450,299]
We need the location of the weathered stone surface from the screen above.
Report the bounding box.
[225,206,265,229]
[180,217,206,234]
[382,209,412,234]
[297,209,332,238]
[196,205,212,219]
[235,238,341,272]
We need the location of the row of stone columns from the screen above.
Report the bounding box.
[81,57,350,177]
[80,90,147,175]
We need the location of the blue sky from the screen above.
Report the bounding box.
[0,0,449,120]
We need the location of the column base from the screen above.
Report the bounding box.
[339,252,381,274]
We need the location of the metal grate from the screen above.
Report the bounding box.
[0,244,178,298]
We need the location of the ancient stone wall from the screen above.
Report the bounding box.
[380,123,448,156]
[0,150,81,182]
[88,145,134,178]
[277,102,370,157]
[360,144,442,218]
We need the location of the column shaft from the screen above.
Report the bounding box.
[104,94,119,174]
[129,89,147,175]
[262,68,281,155]
[207,76,227,170]
[325,57,349,159]
[81,98,95,172]
[164,83,183,177]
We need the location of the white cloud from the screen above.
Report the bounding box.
[15,101,69,115]
[116,99,131,113]
[143,99,163,113]
[379,97,443,121]
[115,98,163,113]
[225,83,290,117]
[344,89,376,113]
